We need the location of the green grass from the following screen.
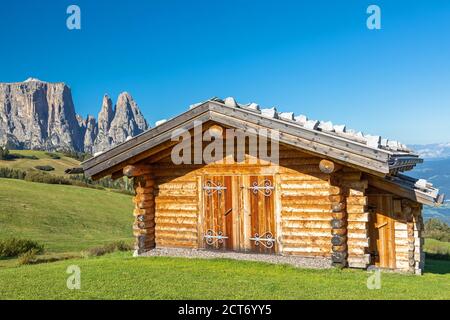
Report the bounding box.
[424,238,450,259]
[0,178,133,253]
[0,252,449,300]
[0,150,80,176]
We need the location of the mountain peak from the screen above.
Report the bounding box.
[24,77,44,83]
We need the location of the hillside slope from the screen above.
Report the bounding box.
[0,179,133,252]
[0,150,80,176]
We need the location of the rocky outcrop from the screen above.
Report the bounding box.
[0,78,149,154]
[92,95,114,154]
[105,92,148,150]
[91,92,149,154]
[0,78,83,151]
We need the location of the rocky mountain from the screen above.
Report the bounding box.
[0,78,149,154]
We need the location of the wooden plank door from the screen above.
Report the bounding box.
[247,176,276,254]
[368,195,396,269]
[203,176,234,250]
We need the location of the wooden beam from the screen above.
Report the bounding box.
[111,170,124,180]
[319,159,342,174]
[123,164,152,177]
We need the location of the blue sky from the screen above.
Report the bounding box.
[1,0,449,144]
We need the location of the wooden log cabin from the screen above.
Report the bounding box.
[81,97,444,274]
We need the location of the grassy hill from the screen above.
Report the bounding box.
[0,178,133,253]
[0,150,80,176]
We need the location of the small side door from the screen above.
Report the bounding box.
[368,195,396,269]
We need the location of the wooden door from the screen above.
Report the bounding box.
[248,176,276,254]
[368,195,396,269]
[203,176,235,250]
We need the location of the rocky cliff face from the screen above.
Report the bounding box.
[92,92,149,154]
[0,78,149,154]
[0,78,83,151]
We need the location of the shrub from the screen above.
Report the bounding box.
[83,241,133,257]
[0,238,44,257]
[18,249,40,265]
[8,153,39,160]
[0,146,9,160]
[0,167,27,179]
[34,165,55,172]
[45,152,61,160]
[24,170,71,185]
[424,218,450,242]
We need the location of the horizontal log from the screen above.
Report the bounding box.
[157,182,197,190]
[155,231,197,241]
[279,174,330,182]
[282,246,331,254]
[319,159,342,174]
[282,205,331,213]
[155,216,197,225]
[282,228,333,237]
[282,220,333,229]
[155,210,198,218]
[331,218,346,229]
[155,204,198,212]
[331,251,347,262]
[342,180,368,190]
[155,223,197,233]
[332,244,347,252]
[347,213,369,222]
[331,235,346,246]
[331,202,345,212]
[124,164,153,177]
[332,212,347,220]
[135,186,154,194]
[346,205,367,214]
[282,250,330,258]
[280,181,331,189]
[331,228,347,236]
[156,240,198,248]
[133,208,155,216]
[136,202,155,209]
[347,221,367,230]
[346,196,368,205]
[133,194,154,203]
[347,229,368,239]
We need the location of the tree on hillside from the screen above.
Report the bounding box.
[0,146,9,160]
[424,218,450,242]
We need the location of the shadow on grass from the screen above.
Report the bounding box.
[424,257,450,275]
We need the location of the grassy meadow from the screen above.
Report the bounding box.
[0,149,81,176]
[0,252,449,300]
[0,179,134,253]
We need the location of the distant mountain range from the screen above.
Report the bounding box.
[409,143,450,160]
[410,143,450,223]
[0,78,149,154]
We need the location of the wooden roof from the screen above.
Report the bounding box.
[82,99,422,177]
[80,98,446,205]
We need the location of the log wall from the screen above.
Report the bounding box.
[125,124,424,273]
